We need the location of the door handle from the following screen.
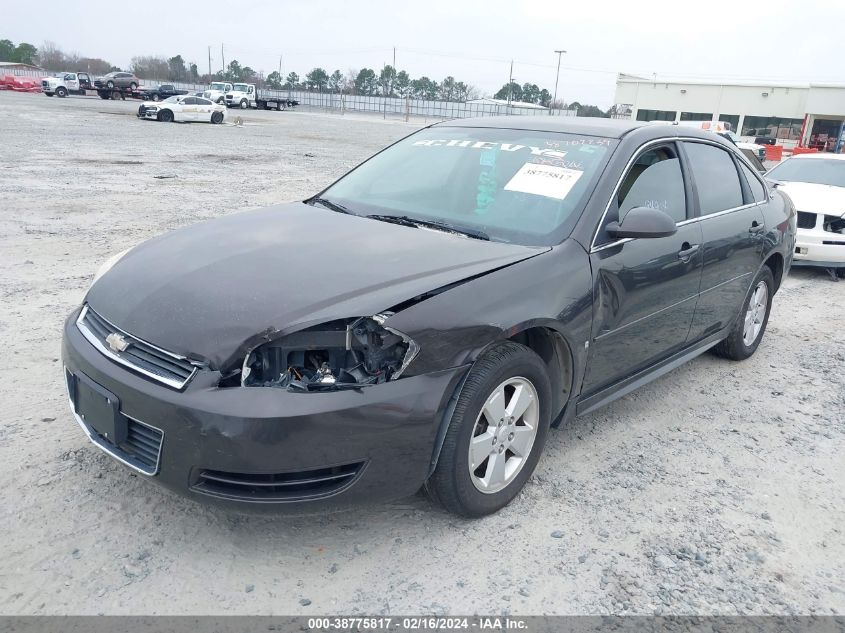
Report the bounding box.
[677,243,700,261]
[749,221,765,234]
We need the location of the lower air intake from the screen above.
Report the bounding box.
[191,462,365,502]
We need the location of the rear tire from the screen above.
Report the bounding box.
[425,341,552,517]
[157,109,174,123]
[211,111,223,124]
[151,93,160,102]
[713,267,774,361]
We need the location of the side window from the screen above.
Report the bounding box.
[616,145,687,223]
[196,97,212,106]
[182,97,197,105]
[740,162,766,202]
[684,142,744,214]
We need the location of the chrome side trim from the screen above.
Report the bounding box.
[589,136,767,253]
[676,202,765,226]
[76,305,196,390]
[65,373,163,477]
[698,271,752,295]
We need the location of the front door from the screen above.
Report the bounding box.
[682,142,767,341]
[181,97,198,121]
[581,142,703,397]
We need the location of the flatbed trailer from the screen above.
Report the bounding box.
[42,72,151,100]
[223,83,299,111]
[255,92,299,110]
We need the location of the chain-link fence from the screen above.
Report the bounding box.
[2,68,579,121]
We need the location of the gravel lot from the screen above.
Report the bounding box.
[1,91,843,616]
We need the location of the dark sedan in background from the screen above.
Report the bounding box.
[61,117,795,517]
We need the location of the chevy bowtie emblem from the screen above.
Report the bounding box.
[106,332,130,353]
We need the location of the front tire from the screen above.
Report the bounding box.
[151,93,160,102]
[106,80,115,89]
[157,109,174,123]
[56,87,67,98]
[713,267,774,360]
[239,99,249,109]
[425,342,552,517]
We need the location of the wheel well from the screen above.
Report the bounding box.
[507,326,573,420]
[764,253,784,292]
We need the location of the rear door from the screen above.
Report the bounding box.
[581,141,704,397]
[681,141,767,342]
[196,97,214,121]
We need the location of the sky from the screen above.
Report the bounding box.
[5,0,845,108]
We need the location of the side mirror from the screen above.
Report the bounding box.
[606,206,678,239]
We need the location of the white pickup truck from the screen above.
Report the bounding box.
[203,82,233,104]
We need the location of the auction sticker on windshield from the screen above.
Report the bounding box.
[504,163,583,200]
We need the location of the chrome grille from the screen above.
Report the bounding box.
[76,305,197,389]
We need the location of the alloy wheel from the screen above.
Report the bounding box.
[468,377,539,494]
[742,281,768,346]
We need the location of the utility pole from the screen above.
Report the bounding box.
[551,49,566,116]
[221,44,225,74]
[208,46,212,78]
[507,60,513,108]
[393,46,396,69]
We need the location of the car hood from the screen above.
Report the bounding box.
[86,202,548,370]
[777,181,845,218]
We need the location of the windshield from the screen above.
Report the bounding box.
[319,127,616,246]
[210,83,227,91]
[233,84,249,92]
[767,158,845,188]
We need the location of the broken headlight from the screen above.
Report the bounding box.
[240,313,418,391]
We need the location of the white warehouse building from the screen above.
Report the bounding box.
[614,74,845,151]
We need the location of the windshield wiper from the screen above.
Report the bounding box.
[367,214,489,241]
[308,197,355,215]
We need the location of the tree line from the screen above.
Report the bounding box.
[1,37,612,112]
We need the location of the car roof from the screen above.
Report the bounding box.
[434,116,648,138]
[788,152,845,160]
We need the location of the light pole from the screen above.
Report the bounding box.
[550,49,566,115]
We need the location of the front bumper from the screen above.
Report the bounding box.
[794,227,845,268]
[61,309,467,512]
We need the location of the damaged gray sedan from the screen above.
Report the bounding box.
[61,117,794,516]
